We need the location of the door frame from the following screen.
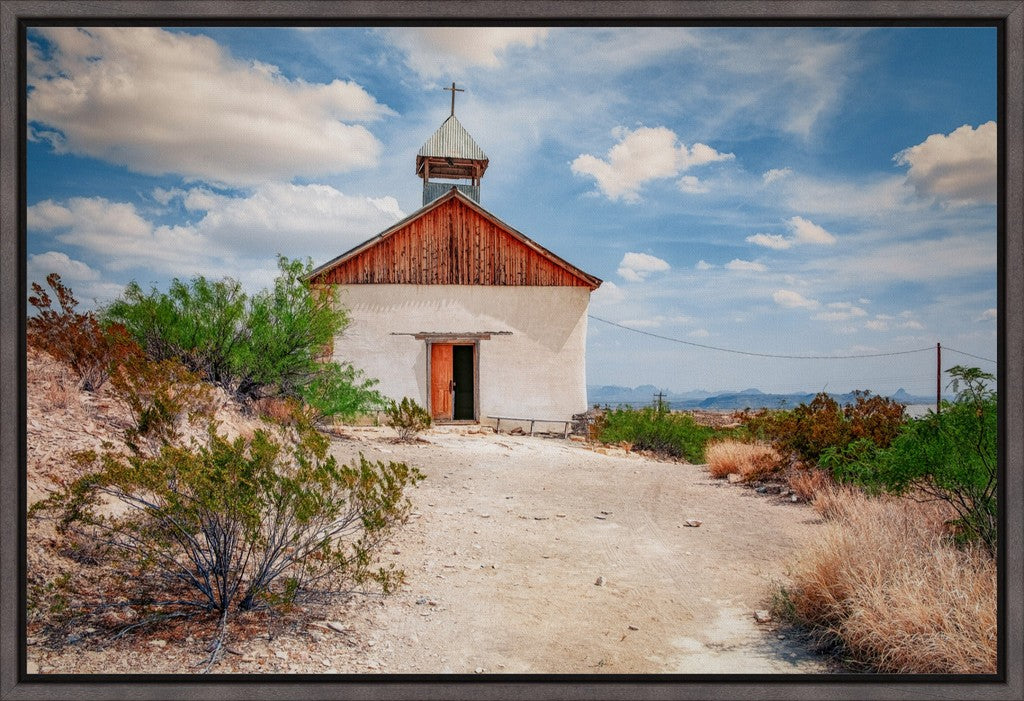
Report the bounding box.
[424,338,480,423]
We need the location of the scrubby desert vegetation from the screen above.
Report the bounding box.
[27,270,421,670]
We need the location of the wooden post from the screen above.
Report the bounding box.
[936,342,942,414]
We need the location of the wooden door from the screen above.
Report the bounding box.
[430,343,453,420]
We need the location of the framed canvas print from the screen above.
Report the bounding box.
[2,2,1021,699]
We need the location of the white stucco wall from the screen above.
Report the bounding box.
[331,285,591,421]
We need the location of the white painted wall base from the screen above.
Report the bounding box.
[331,285,590,421]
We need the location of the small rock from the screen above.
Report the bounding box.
[627,625,640,631]
[556,513,567,518]
[754,610,772,624]
[755,486,768,494]
[475,667,484,674]
[777,634,786,640]
[595,576,606,586]
[148,639,167,648]
[594,515,607,520]
[416,597,428,605]
[790,494,800,502]
[326,621,348,633]
[684,519,702,527]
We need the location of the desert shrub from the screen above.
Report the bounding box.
[35,415,423,618]
[107,354,214,455]
[597,407,715,463]
[301,361,384,422]
[832,366,998,552]
[705,439,782,480]
[740,391,906,468]
[104,256,381,419]
[385,397,432,441]
[777,489,995,673]
[28,273,139,392]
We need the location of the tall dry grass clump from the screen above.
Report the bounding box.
[782,489,996,673]
[705,439,782,481]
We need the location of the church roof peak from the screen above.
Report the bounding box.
[417,112,488,161]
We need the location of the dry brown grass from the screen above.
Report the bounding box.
[782,489,996,673]
[705,439,782,481]
[788,469,833,502]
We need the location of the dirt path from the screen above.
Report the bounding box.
[321,426,830,674]
[28,422,833,675]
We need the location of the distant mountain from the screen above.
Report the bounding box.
[586,385,938,412]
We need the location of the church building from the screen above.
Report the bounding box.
[308,87,601,424]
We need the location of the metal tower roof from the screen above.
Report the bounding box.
[417,114,488,161]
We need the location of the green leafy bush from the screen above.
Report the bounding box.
[598,407,715,463]
[103,256,382,418]
[831,366,997,551]
[384,397,432,441]
[35,415,424,616]
[28,273,139,392]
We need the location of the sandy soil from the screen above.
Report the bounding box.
[26,349,834,675]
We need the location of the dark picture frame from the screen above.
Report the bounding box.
[2,2,1021,699]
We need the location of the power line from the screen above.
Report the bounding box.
[588,314,937,360]
[943,346,997,365]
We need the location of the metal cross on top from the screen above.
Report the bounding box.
[443,81,464,116]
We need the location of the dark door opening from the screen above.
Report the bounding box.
[452,345,475,420]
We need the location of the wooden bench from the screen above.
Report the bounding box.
[487,416,573,438]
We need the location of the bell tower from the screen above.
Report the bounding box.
[416,82,489,206]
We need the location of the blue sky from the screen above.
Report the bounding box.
[25,25,998,396]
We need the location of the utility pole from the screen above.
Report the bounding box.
[654,391,666,412]
[936,342,942,414]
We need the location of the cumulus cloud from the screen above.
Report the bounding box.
[617,251,670,282]
[695,260,715,270]
[26,185,405,278]
[571,126,734,202]
[381,28,549,79]
[27,27,392,186]
[746,215,836,250]
[772,289,819,309]
[762,167,793,184]
[590,280,626,307]
[894,121,997,206]
[725,259,766,272]
[676,175,709,194]
[745,233,792,250]
[26,251,124,307]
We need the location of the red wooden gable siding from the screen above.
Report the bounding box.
[311,195,597,289]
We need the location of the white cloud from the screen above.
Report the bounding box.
[27,27,392,186]
[571,126,734,202]
[617,252,670,282]
[676,175,709,194]
[762,167,793,184]
[725,259,766,272]
[27,251,100,283]
[695,260,715,270]
[745,233,793,250]
[381,28,549,79]
[788,216,837,245]
[590,280,625,307]
[772,289,819,309]
[864,319,889,331]
[979,308,997,321]
[812,302,868,322]
[689,328,711,338]
[26,251,124,307]
[746,216,836,250]
[894,121,997,206]
[26,185,405,279]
